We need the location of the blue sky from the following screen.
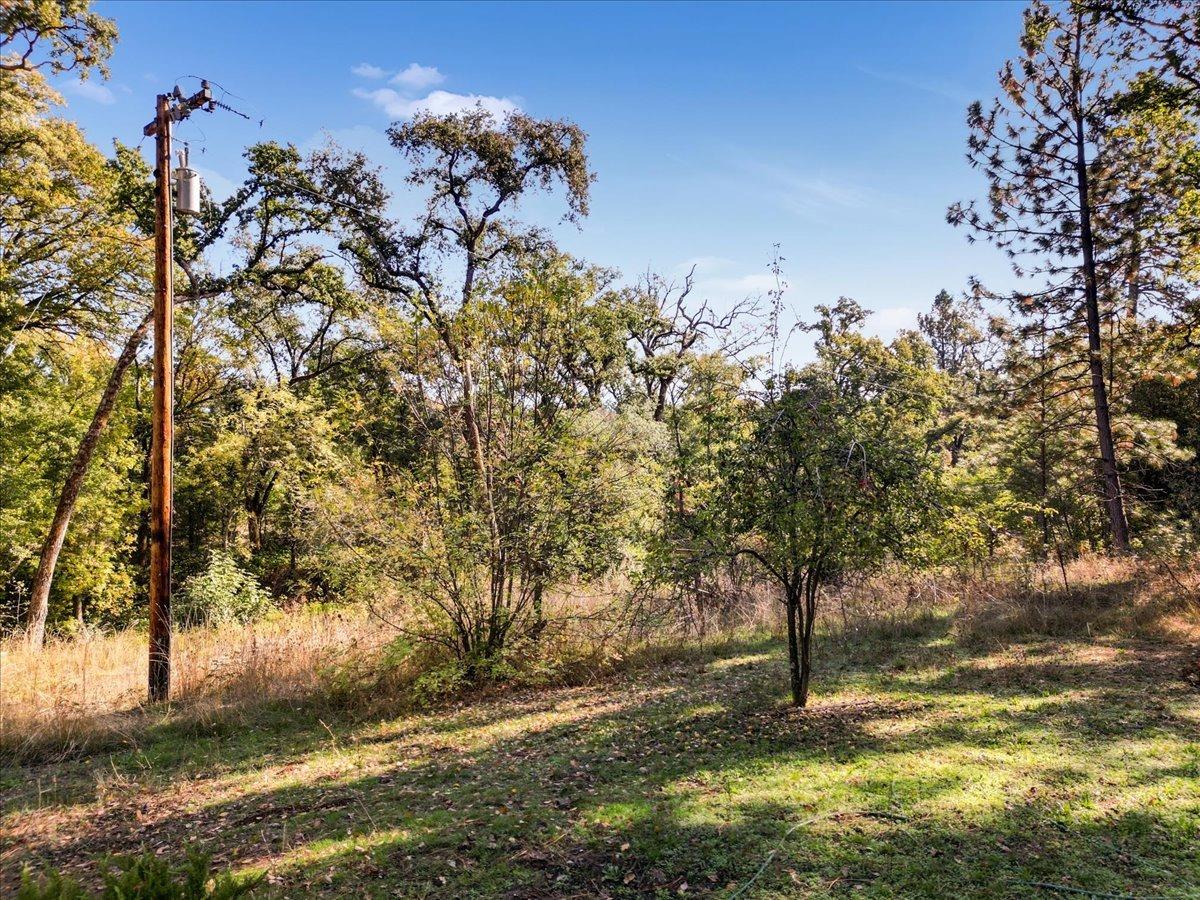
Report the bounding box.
[57,1,1026,351]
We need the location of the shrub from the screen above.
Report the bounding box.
[17,867,86,899]
[18,850,261,899]
[177,551,273,627]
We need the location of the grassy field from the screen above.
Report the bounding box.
[3,609,1198,898]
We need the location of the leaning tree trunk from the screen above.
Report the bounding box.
[24,312,152,647]
[1072,43,1131,553]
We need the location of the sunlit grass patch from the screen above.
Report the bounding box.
[4,620,1198,898]
[706,652,774,672]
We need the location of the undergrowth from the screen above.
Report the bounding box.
[2,555,1195,765]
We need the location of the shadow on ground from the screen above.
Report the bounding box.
[4,622,1197,898]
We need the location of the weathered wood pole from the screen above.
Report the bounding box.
[148,92,174,703]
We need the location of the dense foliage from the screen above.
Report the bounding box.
[3,0,1200,707]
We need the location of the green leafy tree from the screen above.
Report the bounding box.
[1127,343,1200,548]
[20,136,365,643]
[1,337,140,630]
[919,288,987,466]
[721,301,945,705]
[323,110,638,663]
[1,0,116,78]
[625,267,759,422]
[950,1,1138,549]
[324,252,651,665]
[1,38,146,638]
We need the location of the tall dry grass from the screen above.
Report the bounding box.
[4,556,1194,764]
[950,554,1200,644]
[1,583,769,763]
[814,554,1199,647]
[0,586,691,763]
[1,605,392,762]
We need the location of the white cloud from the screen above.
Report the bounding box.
[679,257,780,301]
[353,63,515,122]
[63,78,115,105]
[352,62,387,79]
[354,87,518,120]
[391,63,444,90]
[704,272,779,295]
[665,251,786,294]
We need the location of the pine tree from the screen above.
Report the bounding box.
[949,1,1144,550]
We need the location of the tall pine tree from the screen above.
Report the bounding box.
[950,1,1145,550]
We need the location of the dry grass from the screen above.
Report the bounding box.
[824,569,955,641]
[952,554,1200,644]
[0,605,392,762]
[816,555,1199,648]
[4,556,1195,765]
[0,587,737,763]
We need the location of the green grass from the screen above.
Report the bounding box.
[4,618,1199,898]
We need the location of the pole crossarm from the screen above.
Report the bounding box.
[143,81,214,137]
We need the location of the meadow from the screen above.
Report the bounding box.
[4,560,1198,898]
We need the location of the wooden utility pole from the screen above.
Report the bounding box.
[147,92,173,703]
[143,83,212,702]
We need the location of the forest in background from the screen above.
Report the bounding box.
[4,2,1200,897]
[3,0,1200,717]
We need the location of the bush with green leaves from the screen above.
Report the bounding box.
[176,551,273,627]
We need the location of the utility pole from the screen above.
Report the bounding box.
[143,83,212,703]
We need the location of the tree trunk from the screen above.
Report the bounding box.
[1037,321,1051,554]
[653,379,669,422]
[1125,218,1141,322]
[247,510,261,550]
[949,431,964,468]
[454,255,500,557]
[459,357,501,562]
[785,585,804,706]
[24,312,152,647]
[530,579,546,640]
[1071,30,1132,553]
[797,572,818,708]
[1039,436,1051,552]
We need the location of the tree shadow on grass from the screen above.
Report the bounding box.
[0,634,789,810]
[2,641,926,890]
[576,800,1198,899]
[6,615,1198,898]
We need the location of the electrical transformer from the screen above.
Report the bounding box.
[175,146,201,215]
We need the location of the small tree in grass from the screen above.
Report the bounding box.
[722,300,945,706]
